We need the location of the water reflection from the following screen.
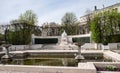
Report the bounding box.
[9,58,77,66]
[0,55,112,66]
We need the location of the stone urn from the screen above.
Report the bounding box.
[1,44,12,64]
[75,43,85,62]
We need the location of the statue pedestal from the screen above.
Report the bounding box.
[60,38,68,45]
[57,30,78,50]
[75,54,84,62]
[75,43,85,62]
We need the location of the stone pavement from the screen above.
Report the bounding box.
[9,50,103,54]
[103,50,120,62]
[0,62,120,73]
[0,64,95,73]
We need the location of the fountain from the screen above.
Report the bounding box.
[75,43,85,62]
[1,44,12,64]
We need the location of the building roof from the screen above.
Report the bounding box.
[80,2,120,19]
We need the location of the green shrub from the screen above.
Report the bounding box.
[106,65,117,71]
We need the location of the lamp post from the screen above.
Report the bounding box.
[75,42,84,62]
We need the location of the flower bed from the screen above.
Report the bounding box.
[96,65,120,71]
[93,62,120,72]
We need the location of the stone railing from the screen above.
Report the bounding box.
[81,43,120,50]
[8,44,43,51]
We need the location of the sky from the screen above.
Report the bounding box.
[0,0,120,26]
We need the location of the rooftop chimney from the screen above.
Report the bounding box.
[94,6,97,11]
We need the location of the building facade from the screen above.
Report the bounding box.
[79,3,120,35]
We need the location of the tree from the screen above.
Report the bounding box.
[61,12,78,35]
[8,20,36,45]
[90,10,120,44]
[7,10,38,45]
[90,14,102,43]
[0,33,4,45]
[19,10,38,25]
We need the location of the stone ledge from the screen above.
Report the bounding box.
[103,51,120,62]
[78,62,96,73]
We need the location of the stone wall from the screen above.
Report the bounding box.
[94,62,120,68]
[1,62,120,73]
[109,43,120,49]
[0,65,96,73]
[8,44,42,51]
[81,43,120,50]
[81,43,96,50]
[2,43,120,51]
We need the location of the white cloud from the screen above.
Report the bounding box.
[38,1,92,25]
[0,0,120,25]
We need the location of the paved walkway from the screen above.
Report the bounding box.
[103,51,120,62]
[9,50,103,54]
[0,65,81,73]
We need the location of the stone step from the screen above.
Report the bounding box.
[104,51,120,62]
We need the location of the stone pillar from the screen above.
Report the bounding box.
[32,38,35,44]
[89,32,92,43]
[95,43,98,49]
[68,37,73,44]
[31,34,35,44]
[3,47,10,57]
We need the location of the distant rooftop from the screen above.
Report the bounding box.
[80,2,120,18]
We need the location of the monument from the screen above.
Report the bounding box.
[58,30,78,50]
[60,30,68,45]
[40,30,78,50]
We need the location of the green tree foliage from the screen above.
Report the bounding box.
[90,10,120,43]
[61,12,78,35]
[0,33,4,41]
[19,10,38,25]
[8,20,34,45]
[90,14,102,43]
[0,33,4,45]
[7,10,38,45]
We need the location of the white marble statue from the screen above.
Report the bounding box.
[60,31,68,45]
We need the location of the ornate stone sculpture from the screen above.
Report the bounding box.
[1,44,12,64]
[60,30,68,45]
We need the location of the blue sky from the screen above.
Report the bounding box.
[0,0,120,26]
